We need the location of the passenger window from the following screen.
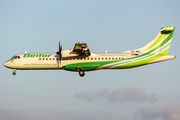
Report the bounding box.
[49,58,51,60]
[91,58,93,60]
[95,58,97,60]
[105,58,107,60]
[87,58,89,60]
[39,58,41,60]
[122,58,124,60]
[119,58,121,60]
[109,58,111,60]
[77,58,79,60]
[53,58,55,60]
[46,58,48,60]
[112,58,114,60]
[98,58,100,60]
[43,58,45,60]
[18,56,20,59]
[102,58,104,60]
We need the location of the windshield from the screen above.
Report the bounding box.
[11,56,20,59]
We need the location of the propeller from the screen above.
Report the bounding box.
[56,41,62,68]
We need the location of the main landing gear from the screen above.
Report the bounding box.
[77,68,85,77]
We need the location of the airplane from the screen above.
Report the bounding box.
[3,26,176,77]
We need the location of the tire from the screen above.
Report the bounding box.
[79,70,85,77]
[12,72,16,75]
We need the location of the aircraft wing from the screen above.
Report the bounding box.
[71,42,91,56]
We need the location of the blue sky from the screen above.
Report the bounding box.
[0,0,180,120]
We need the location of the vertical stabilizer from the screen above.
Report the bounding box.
[138,26,175,55]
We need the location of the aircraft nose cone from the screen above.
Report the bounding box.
[3,62,8,67]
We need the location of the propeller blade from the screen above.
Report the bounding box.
[56,41,62,68]
[59,41,62,65]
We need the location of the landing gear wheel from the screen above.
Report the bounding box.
[79,70,85,77]
[12,72,16,75]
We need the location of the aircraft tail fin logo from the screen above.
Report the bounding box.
[138,26,175,55]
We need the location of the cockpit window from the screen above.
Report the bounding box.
[11,56,20,59]
[11,56,16,59]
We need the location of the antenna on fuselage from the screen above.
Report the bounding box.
[105,50,107,53]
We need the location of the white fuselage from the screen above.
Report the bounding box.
[4,52,132,70]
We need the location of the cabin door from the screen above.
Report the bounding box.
[127,51,133,68]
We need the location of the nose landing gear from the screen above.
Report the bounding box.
[12,69,17,76]
[12,71,16,75]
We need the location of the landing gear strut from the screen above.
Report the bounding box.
[77,68,85,77]
[12,71,16,75]
[12,69,17,76]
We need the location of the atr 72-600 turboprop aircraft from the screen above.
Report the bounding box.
[4,26,176,77]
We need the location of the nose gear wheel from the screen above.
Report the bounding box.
[12,71,16,75]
